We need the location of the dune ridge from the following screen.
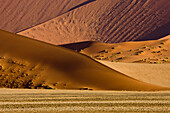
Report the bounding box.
[59,35,170,87]
[61,35,170,64]
[19,0,170,45]
[0,29,169,91]
[0,0,87,32]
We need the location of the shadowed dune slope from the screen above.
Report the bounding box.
[60,41,95,52]
[0,30,169,91]
[0,0,87,32]
[19,0,170,45]
[137,21,170,41]
[61,35,170,64]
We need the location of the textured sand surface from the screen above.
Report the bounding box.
[19,0,170,44]
[0,0,87,32]
[0,89,169,112]
[61,35,170,64]
[0,29,168,91]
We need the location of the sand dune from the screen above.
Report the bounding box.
[19,0,170,45]
[62,35,170,64]
[60,36,170,87]
[0,0,87,32]
[0,29,168,91]
[98,61,170,87]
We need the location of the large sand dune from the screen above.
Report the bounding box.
[61,35,170,64]
[19,0,170,45]
[60,36,170,87]
[0,0,87,32]
[0,29,168,91]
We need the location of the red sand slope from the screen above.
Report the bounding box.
[0,0,87,32]
[19,0,170,44]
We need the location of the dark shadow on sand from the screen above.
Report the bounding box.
[136,21,170,41]
[68,0,96,12]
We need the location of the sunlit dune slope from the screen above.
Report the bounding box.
[98,61,170,87]
[0,30,168,91]
[19,0,170,44]
[0,0,87,32]
[61,35,170,64]
[60,36,170,87]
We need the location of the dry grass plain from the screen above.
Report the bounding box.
[0,89,169,113]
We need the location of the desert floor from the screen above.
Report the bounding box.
[0,89,169,113]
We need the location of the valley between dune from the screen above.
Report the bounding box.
[0,0,169,112]
[0,29,169,91]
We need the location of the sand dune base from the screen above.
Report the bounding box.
[0,30,169,91]
[98,61,170,87]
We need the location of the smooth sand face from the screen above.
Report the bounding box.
[0,89,169,113]
[0,0,87,32]
[19,0,170,45]
[98,61,170,87]
[0,29,168,91]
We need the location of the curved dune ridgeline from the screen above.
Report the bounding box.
[0,0,87,33]
[68,35,170,64]
[0,30,169,91]
[19,0,170,45]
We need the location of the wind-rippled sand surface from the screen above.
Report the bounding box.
[0,89,169,112]
[19,0,170,45]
